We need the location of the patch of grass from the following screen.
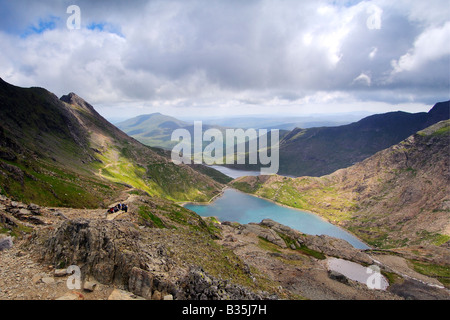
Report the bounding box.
[431,234,450,246]
[381,271,404,286]
[297,245,326,260]
[276,232,326,260]
[414,230,450,246]
[257,237,282,253]
[409,260,450,288]
[138,205,166,229]
[432,125,450,136]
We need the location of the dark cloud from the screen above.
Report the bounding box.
[0,0,448,117]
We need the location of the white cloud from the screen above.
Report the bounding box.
[391,21,450,73]
[353,73,372,86]
[0,0,448,120]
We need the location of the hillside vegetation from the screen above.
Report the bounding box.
[232,120,450,249]
[0,79,223,207]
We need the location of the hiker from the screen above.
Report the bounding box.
[107,207,114,214]
[118,203,122,210]
[122,204,128,212]
[113,206,119,213]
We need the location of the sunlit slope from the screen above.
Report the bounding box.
[0,78,223,207]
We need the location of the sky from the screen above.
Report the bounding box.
[0,0,449,122]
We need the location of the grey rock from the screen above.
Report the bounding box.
[54,269,68,277]
[328,271,349,284]
[240,224,287,248]
[108,289,145,300]
[177,267,277,300]
[36,219,145,285]
[41,277,55,284]
[27,204,41,215]
[83,281,97,292]
[128,267,153,299]
[0,236,13,251]
[151,290,162,300]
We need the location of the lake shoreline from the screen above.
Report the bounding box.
[181,185,371,250]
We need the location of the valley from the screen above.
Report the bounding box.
[1,79,449,301]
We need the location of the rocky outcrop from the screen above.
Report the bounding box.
[0,196,45,225]
[236,222,287,248]
[0,235,13,251]
[301,235,373,265]
[259,219,373,265]
[36,219,146,286]
[176,267,276,300]
[31,218,275,300]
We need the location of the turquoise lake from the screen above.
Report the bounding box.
[185,188,370,250]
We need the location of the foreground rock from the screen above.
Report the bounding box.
[258,219,373,265]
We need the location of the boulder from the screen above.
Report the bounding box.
[83,281,97,292]
[108,289,145,300]
[151,290,162,300]
[302,234,373,265]
[27,204,41,215]
[239,224,287,248]
[328,270,349,284]
[128,267,153,299]
[37,219,145,285]
[41,277,55,284]
[0,236,13,251]
[54,269,68,277]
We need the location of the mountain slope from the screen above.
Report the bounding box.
[232,120,450,249]
[0,78,223,207]
[225,102,449,177]
[116,113,190,149]
[278,102,450,177]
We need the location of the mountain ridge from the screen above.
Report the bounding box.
[0,79,224,207]
[232,119,450,249]
[225,101,449,177]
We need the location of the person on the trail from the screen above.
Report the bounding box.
[108,207,114,214]
[122,204,128,213]
[113,206,119,213]
[118,203,122,210]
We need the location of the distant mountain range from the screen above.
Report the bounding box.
[0,78,225,207]
[195,112,373,130]
[225,101,450,177]
[119,101,449,178]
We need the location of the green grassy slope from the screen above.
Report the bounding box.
[0,79,223,207]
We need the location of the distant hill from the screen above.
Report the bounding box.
[0,78,224,207]
[200,113,372,130]
[116,113,190,149]
[232,120,450,249]
[225,101,450,177]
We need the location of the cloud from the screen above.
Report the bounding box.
[0,0,448,119]
[353,73,372,86]
[391,21,450,73]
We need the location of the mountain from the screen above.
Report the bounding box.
[199,112,372,130]
[116,113,190,149]
[225,102,450,177]
[232,119,450,249]
[0,78,223,207]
